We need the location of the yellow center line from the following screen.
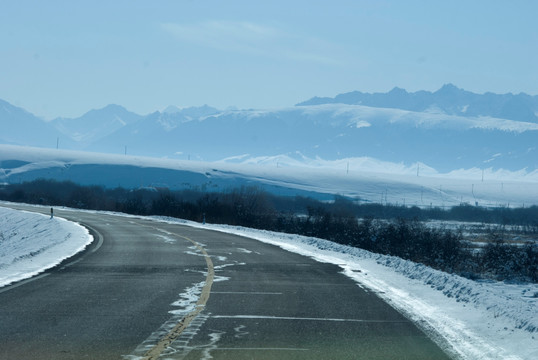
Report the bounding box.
[141,233,214,360]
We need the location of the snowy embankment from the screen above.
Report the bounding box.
[155,217,537,360]
[0,207,93,288]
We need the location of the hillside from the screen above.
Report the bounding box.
[52,104,142,145]
[0,99,69,149]
[88,104,538,172]
[1,144,537,207]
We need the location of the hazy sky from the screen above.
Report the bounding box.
[1,0,537,119]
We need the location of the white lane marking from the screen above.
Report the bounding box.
[83,223,104,253]
[212,291,282,295]
[61,257,84,268]
[211,315,408,323]
[202,347,308,351]
[0,273,50,294]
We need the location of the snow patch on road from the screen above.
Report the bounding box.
[155,234,176,244]
[170,281,205,316]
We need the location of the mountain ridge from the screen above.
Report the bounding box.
[297,84,538,124]
[0,99,70,148]
[84,103,537,171]
[51,104,143,145]
[1,85,537,172]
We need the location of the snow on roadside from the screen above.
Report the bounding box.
[0,207,93,288]
[154,217,538,360]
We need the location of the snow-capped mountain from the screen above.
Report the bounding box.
[52,104,142,145]
[89,103,538,172]
[0,99,67,149]
[1,85,537,173]
[162,104,219,118]
[85,105,221,156]
[297,84,538,124]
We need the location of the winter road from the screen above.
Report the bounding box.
[0,205,452,359]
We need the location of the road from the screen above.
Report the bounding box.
[0,205,452,359]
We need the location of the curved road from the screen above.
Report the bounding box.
[0,205,452,359]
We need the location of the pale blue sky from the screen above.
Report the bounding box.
[1,0,537,119]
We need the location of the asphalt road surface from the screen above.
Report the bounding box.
[0,205,452,359]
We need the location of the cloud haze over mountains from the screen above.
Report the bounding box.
[2,85,537,173]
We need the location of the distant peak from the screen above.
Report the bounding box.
[160,104,220,118]
[163,104,218,113]
[437,83,461,93]
[83,104,129,116]
[163,105,181,114]
[388,86,408,94]
[187,104,218,112]
[101,104,130,113]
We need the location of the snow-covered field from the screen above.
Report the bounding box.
[2,144,538,207]
[1,206,536,359]
[0,206,92,288]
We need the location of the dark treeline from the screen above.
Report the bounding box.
[1,179,536,282]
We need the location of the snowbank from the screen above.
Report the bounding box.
[154,217,537,360]
[0,207,93,288]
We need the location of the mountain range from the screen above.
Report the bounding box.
[297,84,538,124]
[1,84,537,172]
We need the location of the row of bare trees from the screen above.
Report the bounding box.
[1,180,536,281]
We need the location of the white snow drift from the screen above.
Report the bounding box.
[0,206,92,288]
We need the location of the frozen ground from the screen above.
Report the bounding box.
[1,206,536,359]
